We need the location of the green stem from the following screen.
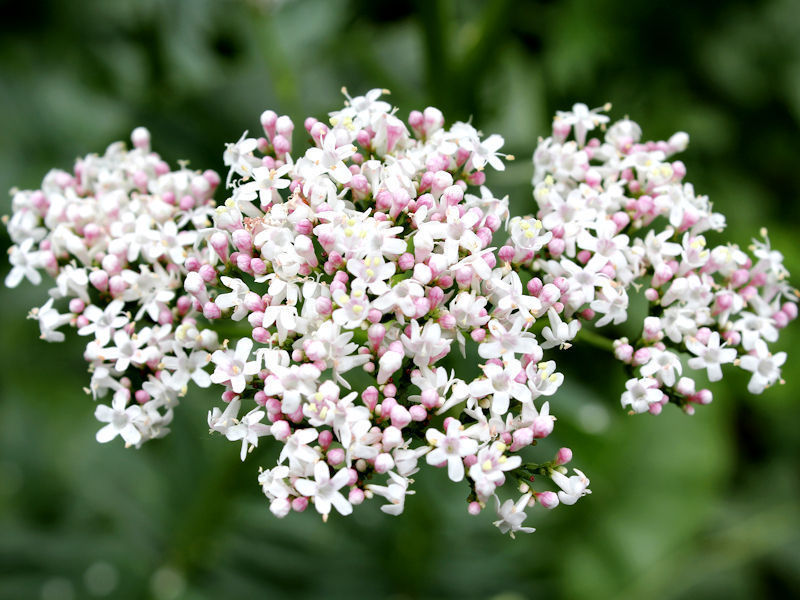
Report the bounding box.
[574,326,616,353]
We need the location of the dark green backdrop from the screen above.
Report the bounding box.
[1,1,799,598]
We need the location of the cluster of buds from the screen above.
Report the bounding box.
[5,129,222,445]
[4,91,795,537]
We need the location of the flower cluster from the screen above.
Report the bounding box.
[5,92,795,537]
[5,129,222,445]
[195,89,587,533]
[502,103,797,416]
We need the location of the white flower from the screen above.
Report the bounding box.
[226,407,271,461]
[425,419,478,482]
[367,471,413,516]
[215,276,251,321]
[555,102,610,146]
[303,132,356,185]
[738,339,786,394]
[5,238,42,288]
[550,468,591,505]
[294,461,353,517]
[493,493,535,538]
[469,360,530,416]
[78,300,128,346]
[94,390,143,446]
[685,332,736,382]
[210,338,260,394]
[640,348,682,387]
[620,377,662,413]
[401,321,451,368]
[540,307,581,350]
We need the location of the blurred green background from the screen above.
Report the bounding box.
[2,0,800,598]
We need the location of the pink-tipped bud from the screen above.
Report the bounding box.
[510,428,534,452]
[89,269,109,292]
[327,447,345,466]
[202,302,221,320]
[374,453,394,474]
[362,386,379,411]
[555,447,573,466]
[409,404,427,421]
[271,420,291,442]
[398,252,415,271]
[420,389,439,409]
[349,488,365,506]
[614,343,634,363]
[209,232,229,261]
[498,246,515,263]
[470,328,486,343]
[390,405,412,428]
[291,497,308,513]
[532,416,554,439]
[108,275,127,297]
[439,313,456,330]
[131,126,150,149]
[632,348,651,366]
[537,491,559,509]
[696,389,713,405]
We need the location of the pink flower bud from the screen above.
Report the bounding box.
[291,497,308,512]
[108,275,127,297]
[470,328,486,343]
[390,405,412,428]
[696,389,713,405]
[510,428,534,451]
[327,447,345,466]
[614,343,634,363]
[548,237,566,257]
[532,416,554,439]
[409,404,427,421]
[362,386,379,411]
[198,264,217,283]
[69,299,87,314]
[349,488,365,506]
[555,447,573,466]
[498,246,515,263]
[420,389,439,409]
[536,491,559,509]
[271,420,291,442]
[203,302,221,320]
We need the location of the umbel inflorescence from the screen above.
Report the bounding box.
[5,90,796,536]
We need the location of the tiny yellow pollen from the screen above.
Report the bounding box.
[352,305,363,314]
[498,456,507,464]
[482,460,493,471]
[366,269,375,278]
